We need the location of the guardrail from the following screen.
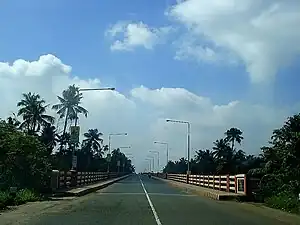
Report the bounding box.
[51,170,127,191]
[154,173,247,195]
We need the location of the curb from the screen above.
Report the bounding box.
[57,174,132,197]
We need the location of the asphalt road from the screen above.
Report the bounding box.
[13,174,297,225]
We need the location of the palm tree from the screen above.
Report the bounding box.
[225,127,244,150]
[17,92,54,134]
[52,85,88,137]
[6,113,21,129]
[57,133,71,153]
[82,129,104,156]
[213,139,234,174]
[40,124,58,154]
[212,139,231,160]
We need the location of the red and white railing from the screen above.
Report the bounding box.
[159,173,246,195]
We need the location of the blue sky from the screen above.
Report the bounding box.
[1,0,299,108]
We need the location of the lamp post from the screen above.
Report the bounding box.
[166,119,191,175]
[147,155,155,172]
[70,87,115,170]
[145,159,152,172]
[107,133,128,172]
[154,141,169,168]
[75,87,115,127]
[149,150,160,172]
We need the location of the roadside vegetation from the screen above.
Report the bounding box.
[163,114,300,214]
[0,85,134,209]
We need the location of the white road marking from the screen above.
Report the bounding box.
[139,176,162,225]
[97,192,197,197]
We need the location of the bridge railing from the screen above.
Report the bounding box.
[154,173,246,195]
[51,170,127,191]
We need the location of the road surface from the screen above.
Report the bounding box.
[4,174,298,225]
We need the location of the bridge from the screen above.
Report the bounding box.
[2,172,299,225]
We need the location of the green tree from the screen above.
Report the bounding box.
[39,124,58,154]
[52,85,88,139]
[213,139,235,174]
[253,114,300,196]
[6,113,21,129]
[193,149,216,174]
[17,92,54,135]
[0,120,52,191]
[225,127,244,150]
[82,129,104,156]
[56,133,71,153]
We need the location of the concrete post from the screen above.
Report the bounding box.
[70,170,77,187]
[51,170,59,191]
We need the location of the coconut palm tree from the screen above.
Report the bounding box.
[52,85,88,137]
[56,133,71,153]
[212,139,231,160]
[82,129,104,156]
[225,127,244,150]
[213,139,234,174]
[40,124,59,154]
[17,92,54,134]
[6,113,21,129]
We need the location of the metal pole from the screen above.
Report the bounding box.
[187,122,191,174]
[107,134,111,173]
[147,160,151,171]
[157,151,160,172]
[166,143,169,166]
[152,157,154,172]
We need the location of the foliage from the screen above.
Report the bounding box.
[225,127,244,150]
[17,92,54,134]
[15,189,40,205]
[82,129,104,156]
[109,148,135,173]
[0,120,52,191]
[52,85,88,139]
[265,191,300,214]
[0,189,40,208]
[0,191,14,207]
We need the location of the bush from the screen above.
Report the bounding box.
[0,189,40,209]
[0,121,52,191]
[265,192,300,214]
[0,191,14,208]
[15,189,40,205]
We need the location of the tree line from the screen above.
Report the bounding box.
[163,115,300,213]
[0,85,134,192]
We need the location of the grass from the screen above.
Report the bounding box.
[0,189,41,209]
[265,192,300,214]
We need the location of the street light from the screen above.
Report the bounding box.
[74,87,115,126]
[149,150,160,172]
[107,132,128,172]
[145,159,152,172]
[79,87,115,91]
[166,119,191,175]
[154,141,169,167]
[119,146,131,149]
[70,87,115,170]
[108,133,128,154]
[147,155,155,172]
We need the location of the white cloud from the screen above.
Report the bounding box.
[0,54,299,172]
[168,0,300,83]
[106,21,172,51]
